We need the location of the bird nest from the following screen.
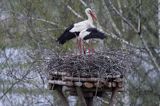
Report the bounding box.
[47,49,133,79]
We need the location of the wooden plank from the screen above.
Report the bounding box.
[83,82,94,88]
[112,82,117,87]
[106,82,112,88]
[63,77,106,82]
[118,82,123,88]
[113,78,123,82]
[51,71,70,76]
[48,80,73,86]
[63,76,123,82]
[74,82,83,87]
[94,82,104,88]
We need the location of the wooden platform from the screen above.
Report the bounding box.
[48,71,124,106]
[48,71,123,90]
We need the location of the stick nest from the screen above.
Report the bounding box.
[47,49,134,78]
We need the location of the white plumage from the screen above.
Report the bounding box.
[78,28,106,54]
[70,8,96,32]
[78,30,91,40]
[57,8,97,44]
[69,20,94,32]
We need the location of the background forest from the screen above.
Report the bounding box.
[0,0,159,106]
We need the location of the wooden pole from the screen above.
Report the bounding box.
[109,87,118,106]
[85,97,93,106]
[54,87,69,106]
[76,87,87,106]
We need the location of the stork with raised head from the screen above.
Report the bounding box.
[56,8,97,45]
[78,28,106,54]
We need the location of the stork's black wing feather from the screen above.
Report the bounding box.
[83,28,106,40]
[56,24,79,44]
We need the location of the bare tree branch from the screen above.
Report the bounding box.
[137,0,160,72]
[101,0,122,37]
[117,0,126,32]
[108,0,138,33]
[0,63,34,100]
[79,0,87,7]
[104,31,139,48]
[67,5,84,19]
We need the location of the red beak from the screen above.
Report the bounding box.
[90,11,97,21]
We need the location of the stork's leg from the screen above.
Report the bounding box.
[92,48,95,54]
[89,39,94,54]
[88,40,91,55]
[77,38,82,55]
[82,41,86,54]
[90,39,92,55]
[79,38,82,55]
[91,39,94,54]
[76,38,79,54]
[82,41,84,54]
[83,42,86,54]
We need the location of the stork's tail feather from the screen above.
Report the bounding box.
[56,37,66,44]
[56,24,80,45]
[99,32,106,39]
[56,31,79,45]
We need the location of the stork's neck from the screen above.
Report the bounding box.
[87,14,93,24]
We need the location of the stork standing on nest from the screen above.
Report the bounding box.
[56,8,97,53]
[78,28,106,54]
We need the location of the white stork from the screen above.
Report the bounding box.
[56,8,97,45]
[78,28,106,54]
